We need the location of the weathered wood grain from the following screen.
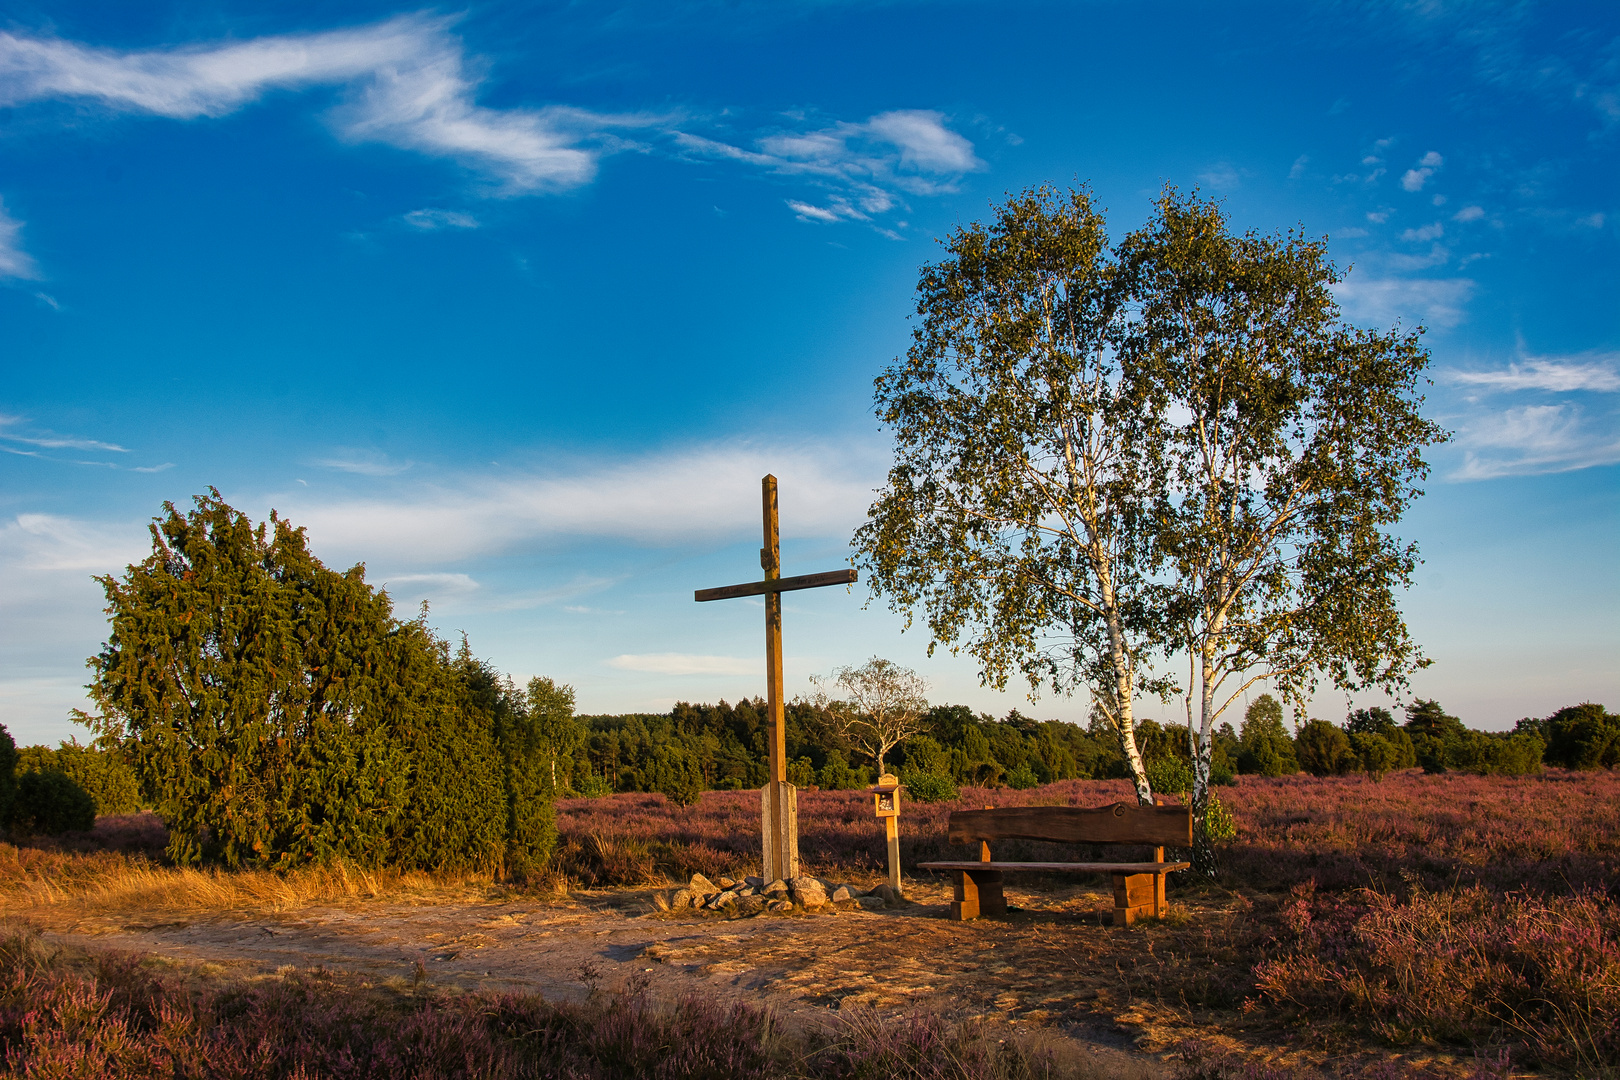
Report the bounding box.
[943,803,1191,847]
[693,568,857,602]
[917,860,1191,873]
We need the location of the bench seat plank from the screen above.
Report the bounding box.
[918,860,1190,873]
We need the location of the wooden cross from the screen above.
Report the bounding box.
[695,474,856,882]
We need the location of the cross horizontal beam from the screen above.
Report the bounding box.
[694,568,856,603]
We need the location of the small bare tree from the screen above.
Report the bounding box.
[810,657,929,776]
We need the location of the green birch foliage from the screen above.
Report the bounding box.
[855,185,1171,805]
[88,492,514,870]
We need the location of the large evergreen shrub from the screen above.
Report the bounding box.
[86,492,547,871]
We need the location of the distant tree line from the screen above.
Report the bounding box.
[560,693,1618,804]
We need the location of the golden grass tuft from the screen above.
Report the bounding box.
[0,842,498,918]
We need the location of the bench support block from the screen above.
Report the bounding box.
[1111,871,1168,926]
[948,868,1006,921]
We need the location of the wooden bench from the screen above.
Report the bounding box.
[917,802,1192,925]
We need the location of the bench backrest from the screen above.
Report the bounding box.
[946,803,1191,848]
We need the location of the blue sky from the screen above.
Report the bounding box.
[1,1,1615,745]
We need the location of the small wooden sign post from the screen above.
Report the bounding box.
[871,773,903,895]
[695,475,856,883]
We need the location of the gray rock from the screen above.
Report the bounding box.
[866,883,901,906]
[764,879,789,896]
[668,888,694,911]
[830,885,855,903]
[717,876,737,889]
[736,895,768,915]
[709,890,738,909]
[855,895,886,911]
[790,876,828,908]
[688,873,719,896]
[745,876,764,889]
[766,899,794,913]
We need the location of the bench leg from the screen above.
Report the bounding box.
[949,869,1006,921]
[1111,872,1156,927]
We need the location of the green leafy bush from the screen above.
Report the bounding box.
[816,752,866,791]
[786,757,817,788]
[1203,795,1237,843]
[1541,703,1620,770]
[10,770,96,835]
[16,738,141,816]
[1237,695,1299,776]
[1297,720,1358,777]
[1004,762,1039,789]
[898,769,958,802]
[647,745,703,807]
[1146,755,1194,795]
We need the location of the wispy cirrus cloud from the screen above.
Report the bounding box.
[261,440,881,566]
[1445,355,1620,394]
[607,653,756,676]
[311,448,412,476]
[0,19,983,227]
[0,198,40,280]
[0,415,128,454]
[1450,403,1620,480]
[0,14,661,194]
[403,208,478,230]
[1332,273,1476,328]
[675,109,983,229]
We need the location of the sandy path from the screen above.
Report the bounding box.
[32,877,1206,1077]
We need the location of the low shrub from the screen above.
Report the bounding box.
[1251,882,1620,1072]
[9,770,96,836]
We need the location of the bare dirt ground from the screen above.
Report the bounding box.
[15,873,1485,1078]
[20,873,1237,1077]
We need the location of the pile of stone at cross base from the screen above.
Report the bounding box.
[655,873,904,916]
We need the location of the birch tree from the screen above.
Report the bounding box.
[1117,189,1446,872]
[854,186,1171,803]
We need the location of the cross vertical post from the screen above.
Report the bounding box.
[761,475,790,879]
[694,475,857,886]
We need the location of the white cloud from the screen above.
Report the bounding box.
[1450,404,1620,480]
[0,415,128,453]
[607,653,757,676]
[258,440,882,566]
[677,109,982,226]
[377,572,480,594]
[1288,154,1309,180]
[1453,205,1485,222]
[1366,210,1389,224]
[1333,274,1475,328]
[1576,212,1606,229]
[0,197,40,279]
[1400,151,1443,192]
[312,449,411,476]
[1335,226,1369,238]
[0,15,655,193]
[1445,355,1620,393]
[1,514,147,572]
[403,208,478,230]
[1399,222,1444,242]
[1197,163,1240,190]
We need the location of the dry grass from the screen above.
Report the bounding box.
[0,843,509,919]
